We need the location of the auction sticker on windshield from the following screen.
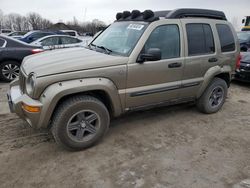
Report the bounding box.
[127,24,144,31]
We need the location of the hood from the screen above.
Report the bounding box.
[22,47,128,77]
[241,52,250,63]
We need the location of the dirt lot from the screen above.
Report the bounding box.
[0,82,250,188]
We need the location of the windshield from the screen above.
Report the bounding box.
[237,32,250,41]
[90,22,148,56]
[246,17,250,26]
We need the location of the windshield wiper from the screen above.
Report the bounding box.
[88,43,96,50]
[96,45,113,54]
[89,43,112,54]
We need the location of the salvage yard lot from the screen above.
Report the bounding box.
[0,82,250,188]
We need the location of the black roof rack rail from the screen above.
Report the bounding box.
[154,11,171,18]
[115,8,227,22]
[166,8,227,21]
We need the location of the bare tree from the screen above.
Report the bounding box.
[0,9,3,29]
[27,12,42,30]
[27,12,52,30]
[3,15,12,29]
[0,9,106,33]
[7,13,23,30]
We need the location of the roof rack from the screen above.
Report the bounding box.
[115,8,227,22]
[166,9,227,21]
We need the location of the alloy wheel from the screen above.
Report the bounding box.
[2,64,20,80]
[209,86,224,108]
[66,110,100,142]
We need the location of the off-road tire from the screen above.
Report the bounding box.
[51,95,110,151]
[196,78,228,114]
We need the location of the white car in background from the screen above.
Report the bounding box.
[31,35,88,50]
[8,31,27,39]
[61,29,93,44]
[61,30,80,37]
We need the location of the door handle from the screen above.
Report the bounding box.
[168,62,182,68]
[208,58,218,63]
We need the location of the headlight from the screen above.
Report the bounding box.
[26,73,36,96]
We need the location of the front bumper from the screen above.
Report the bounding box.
[7,82,43,128]
[234,69,250,82]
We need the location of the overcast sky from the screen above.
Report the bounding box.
[0,0,248,29]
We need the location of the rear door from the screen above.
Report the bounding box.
[179,19,218,98]
[215,23,238,71]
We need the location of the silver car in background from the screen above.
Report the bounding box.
[31,35,90,50]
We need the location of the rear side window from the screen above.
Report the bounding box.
[41,37,60,46]
[216,24,235,52]
[186,23,215,56]
[60,36,81,44]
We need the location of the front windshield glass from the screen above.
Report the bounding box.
[246,18,250,26]
[237,32,250,41]
[91,22,148,56]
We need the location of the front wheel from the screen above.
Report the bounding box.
[196,78,228,114]
[51,95,110,151]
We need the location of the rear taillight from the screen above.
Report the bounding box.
[236,54,241,70]
[31,49,44,54]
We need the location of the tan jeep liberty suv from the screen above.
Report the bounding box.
[7,9,240,150]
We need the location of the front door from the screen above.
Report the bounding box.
[125,21,184,109]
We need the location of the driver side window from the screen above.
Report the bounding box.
[144,25,180,59]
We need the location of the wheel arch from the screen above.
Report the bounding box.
[38,78,123,129]
[197,65,232,98]
[214,73,230,87]
[54,90,114,118]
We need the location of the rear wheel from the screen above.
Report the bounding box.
[0,61,20,82]
[196,78,228,114]
[51,95,110,151]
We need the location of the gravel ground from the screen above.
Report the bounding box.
[0,81,249,188]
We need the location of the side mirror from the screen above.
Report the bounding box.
[242,19,245,24]
[137,48,162,63]
[240,45,248,52]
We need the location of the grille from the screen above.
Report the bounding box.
[19,70,26,94]
[240,61,250,71]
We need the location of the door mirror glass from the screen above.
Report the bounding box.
[137,48,161,63]
[242,19,245,24]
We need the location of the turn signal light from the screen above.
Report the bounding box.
[22,103,40,113]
